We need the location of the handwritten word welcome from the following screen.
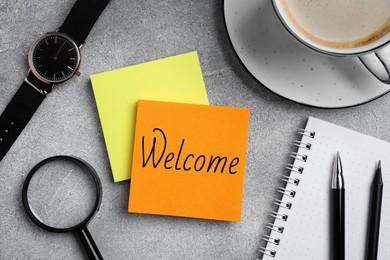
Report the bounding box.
[142,128,239,174]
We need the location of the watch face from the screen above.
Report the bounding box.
[28,32,81,84]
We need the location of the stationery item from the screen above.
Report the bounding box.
[332,152,345,260]
[22,156,103,260]
[259,117,390,259]
[0,0,111,162]
[90,52,209,182]
[366,162,383,260]
[128,100,249,222]
[224,0,390,108]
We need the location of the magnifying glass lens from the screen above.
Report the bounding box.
[26,159,98,229]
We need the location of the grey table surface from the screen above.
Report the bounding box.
[1,1,390,259]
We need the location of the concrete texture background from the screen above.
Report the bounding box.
[1,0,390,259]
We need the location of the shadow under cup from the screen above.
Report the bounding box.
[272,0,390,84]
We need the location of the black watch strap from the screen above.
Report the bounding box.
[58,0,111,46]
[0,73,51,161]
[0,0,110,162]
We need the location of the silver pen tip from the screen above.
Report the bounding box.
[332,152,344,189]
[335,152,342,173]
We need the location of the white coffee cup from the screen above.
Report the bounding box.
[272,0,390,84]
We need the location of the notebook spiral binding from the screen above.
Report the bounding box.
[258,129,315,259]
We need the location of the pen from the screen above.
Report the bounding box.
[332,152,345,260]
[366,161,383,260]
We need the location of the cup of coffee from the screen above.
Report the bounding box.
[272,0,390,84]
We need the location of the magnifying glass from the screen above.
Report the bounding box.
[22,156,103,260]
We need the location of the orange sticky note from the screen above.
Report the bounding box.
[128,100,250,222]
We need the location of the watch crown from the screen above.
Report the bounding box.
[75,70,81,77]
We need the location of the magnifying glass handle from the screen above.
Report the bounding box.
[76,227,104,260]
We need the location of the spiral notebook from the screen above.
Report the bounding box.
[260,117,390,259]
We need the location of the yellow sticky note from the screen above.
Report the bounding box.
[90,52,209,182]
[129,100,250,222]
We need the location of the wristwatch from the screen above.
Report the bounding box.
[0,0,111,161]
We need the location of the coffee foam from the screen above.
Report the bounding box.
[281,0,390,49]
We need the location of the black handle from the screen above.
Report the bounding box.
[366,183,383,260]
[332,189,345,260]
[76,227,104,260]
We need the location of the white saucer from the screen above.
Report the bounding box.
[223,0,390,108]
